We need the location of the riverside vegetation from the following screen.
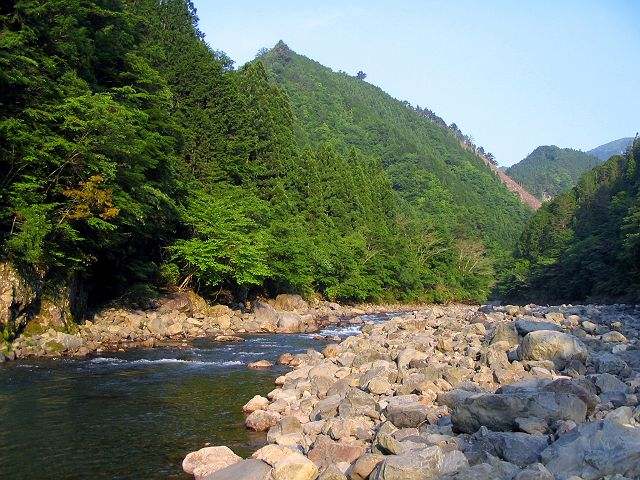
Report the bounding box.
[1,1,640,480]
[1,0,535,352]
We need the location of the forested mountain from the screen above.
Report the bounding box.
[0,0,532,325]
[500,138,640,303]
[507,146,602,200]
[588,137,634,161]
[259,42,532,256]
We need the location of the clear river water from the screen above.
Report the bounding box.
[0,316,390,479]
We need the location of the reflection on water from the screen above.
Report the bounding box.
[0,317,393,480]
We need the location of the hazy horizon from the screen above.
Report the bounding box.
[195,0,639,166]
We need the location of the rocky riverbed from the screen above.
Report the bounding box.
[182,303,640,480]
[2,292,407,361]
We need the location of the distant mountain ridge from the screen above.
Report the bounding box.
[507,146,601,201]
[587,137,634,161]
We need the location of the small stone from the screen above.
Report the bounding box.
[272,451,319,480]
[601,331,628,343]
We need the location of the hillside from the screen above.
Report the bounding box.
[0,0,533,336]
[588,137,634,161]
[260,42,533,255]
[506,146,602,201]
[500,138,640,303]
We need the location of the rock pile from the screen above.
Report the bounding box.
[184,303,640,480]
[5,292,394,359]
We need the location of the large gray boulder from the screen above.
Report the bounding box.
[203,459,272,480]
[541,416,640,480]
[518,330,588,368]
[451,389,587,434]
[462,427,549,467]
[514,319,562,336]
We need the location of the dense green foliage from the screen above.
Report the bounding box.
[0,0,531,317]
[588,137,634,162]
[507,146,602,200]
[259,43,532,255]
[500,139,640,303]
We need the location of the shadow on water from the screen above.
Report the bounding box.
[0,314,396,479]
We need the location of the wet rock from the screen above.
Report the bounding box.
[248,360,273,369]
[214,335,244,342]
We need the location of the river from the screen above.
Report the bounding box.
[0,315,392,479]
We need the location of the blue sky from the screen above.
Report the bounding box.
[194,0,639,166]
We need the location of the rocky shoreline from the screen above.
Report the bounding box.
[1,291,412,361]
[182,303,640,480]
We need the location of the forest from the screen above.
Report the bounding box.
[0,0,533,331]
[507,146,602,200]
[500,138,640,303]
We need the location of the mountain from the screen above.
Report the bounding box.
[499,138,640,303]
[507,146,601,201]
[588,137,634,161]
[259,42,533,256]
[1,0,536,328]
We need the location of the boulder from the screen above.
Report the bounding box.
[463,427,549,467]
[514,463,554,480]
[348,453,384,480]
[451,389,587,434]
[307,436,366,468]
[204,459,272,480]
[601,331,628,343]
[371,446,443,480]
[243,395,270,413]
[248,360,273,369]
[252,444,296,467]
[182,446,241,480]
[338,388,378,419]
[490,323,519,348]
[272,451,319,480]
[272,294,309,312]
[541,417,640,480]
[519,330,588,368]
[384,395,429,428]
[278,312,303,333]
[245,410,281,431]
[515,319,563,336]
[253,301,279,330]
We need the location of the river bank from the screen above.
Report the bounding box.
[182,303,640,480]
[2,291,415,361]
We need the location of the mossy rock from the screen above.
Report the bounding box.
[44,340,64,353]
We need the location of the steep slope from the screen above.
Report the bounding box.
[507,146,601,200]
[500,138,640,303]
[588,137,634,161]
[259,42,532,255]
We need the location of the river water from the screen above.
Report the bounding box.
[0,316,390,479]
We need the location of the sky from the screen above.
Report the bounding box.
[194,0,639,166]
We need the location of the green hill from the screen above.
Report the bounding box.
[500,138,640,303]
[259,42,532,256]
[588,137,634,161]
[506,146,601,200]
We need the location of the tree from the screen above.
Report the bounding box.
[356,70,367,80]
